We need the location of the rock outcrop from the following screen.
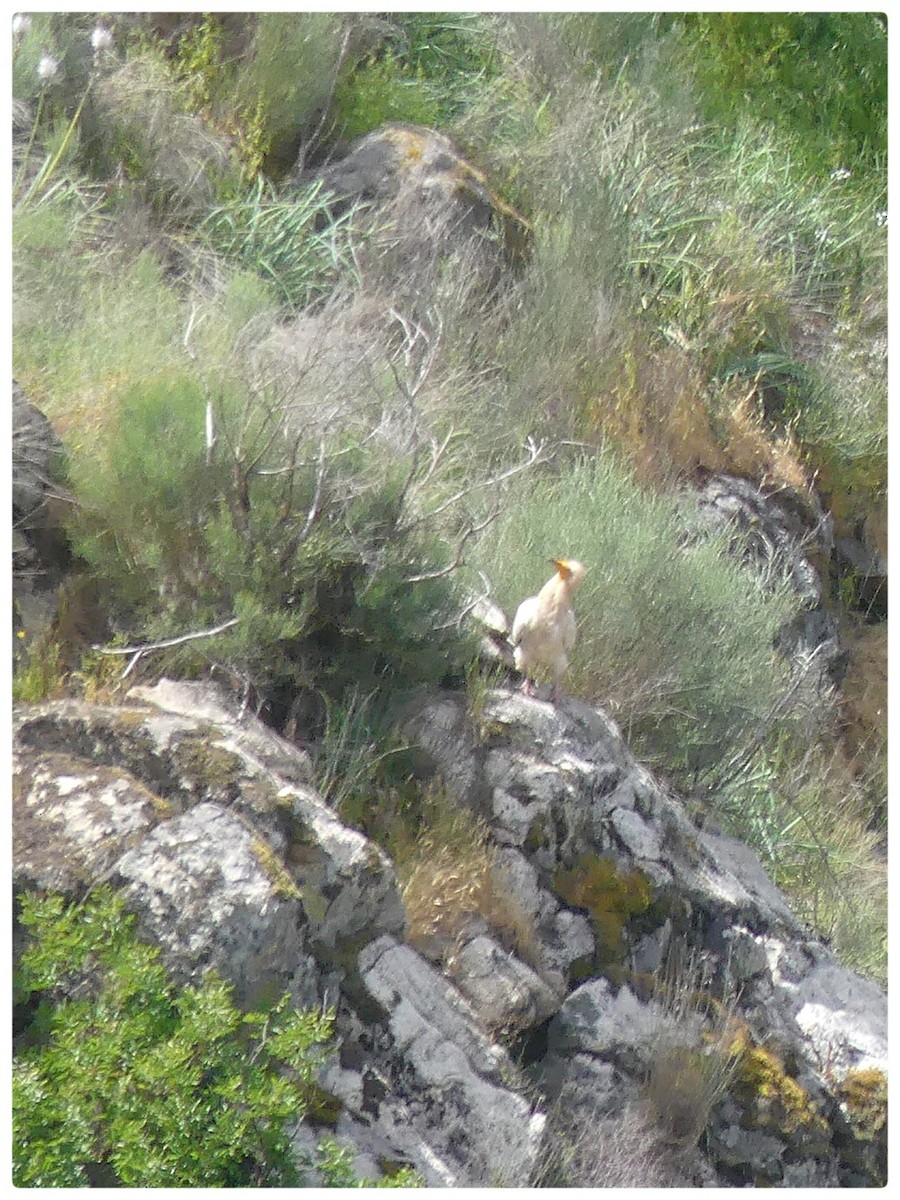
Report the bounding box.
[12,382,73,662]
[13,677,887,1186]
[688,472,846,696]
[295,122,531,268]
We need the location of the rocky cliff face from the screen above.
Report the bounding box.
[13,677,886,1186]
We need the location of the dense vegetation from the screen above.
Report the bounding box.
[13,12,887,1176]
[13,888,420,1187]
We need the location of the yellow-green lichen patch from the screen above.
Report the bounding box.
[553,853,653,964]
[835,1065,887,1183]
[172,736,243,797]
[384,124,428,165]
[837,1066,887,1142]
[729,1033,829,1148]
[251,836,302,901]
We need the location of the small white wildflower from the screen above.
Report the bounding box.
[12,13,32,38]
[815,227,834,246]
[90,24,113,54]
[37,53,59,83]
[830,166,852,182]
[875,209,888,227]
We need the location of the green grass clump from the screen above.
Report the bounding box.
[333,50,442,143]
[713,740,887,986]
[481,451,795,780]
[679,12,887,179]
[333,12,500,141]
[203,177,358,311]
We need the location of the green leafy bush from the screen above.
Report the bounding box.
[481,452,795,779]
[14,888,335,1187]
[65,370,471,721]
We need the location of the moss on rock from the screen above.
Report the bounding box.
[553,853,653,965]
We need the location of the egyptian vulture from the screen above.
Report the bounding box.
[511,558,586,699]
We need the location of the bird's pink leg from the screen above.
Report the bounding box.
[520,677,537,697]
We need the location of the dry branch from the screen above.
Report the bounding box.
[92,617,240,678]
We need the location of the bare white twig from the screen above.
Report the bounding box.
[299,439,328,542]
[183,303,200,360]
[403,435,549,532]
[404,509,500,583]
[205,400,216,467]
[92,616,240,661]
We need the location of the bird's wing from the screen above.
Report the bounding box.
[511,595,539,646]
[559,607,577,653]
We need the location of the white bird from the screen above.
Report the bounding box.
[511,558,587,700]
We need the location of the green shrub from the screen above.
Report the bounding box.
[14,888,335,1187]
[481,451,795,780]
[14,887,422,1187]
[65,369,472,721]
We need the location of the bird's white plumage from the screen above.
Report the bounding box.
[511,559,586,695]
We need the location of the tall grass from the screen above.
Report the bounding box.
[457,19,885,500]
[714,740,887,986]
[203,178,359,312]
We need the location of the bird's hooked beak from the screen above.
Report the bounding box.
[551,557,573,580]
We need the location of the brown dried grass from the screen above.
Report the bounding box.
[398,792,541,970]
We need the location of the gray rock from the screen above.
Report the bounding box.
[608,804,664,861]
[403,691,486,813]
[688,472,845,692]
[720,924,770,982]
[763,936,888,1081]
[115,801,318,1010]
[356,936,544,1186]
[130,678,314,784]
[13,750,164,893]
[538,907,595,981]
[13,691,404,987]
[297,123,528,263]
[13,380,64,523]
[548,978,680,1064]
[275,782,406,955]
[447,933,560,1031]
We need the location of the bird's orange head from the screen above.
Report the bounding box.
[551,558,587,586]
